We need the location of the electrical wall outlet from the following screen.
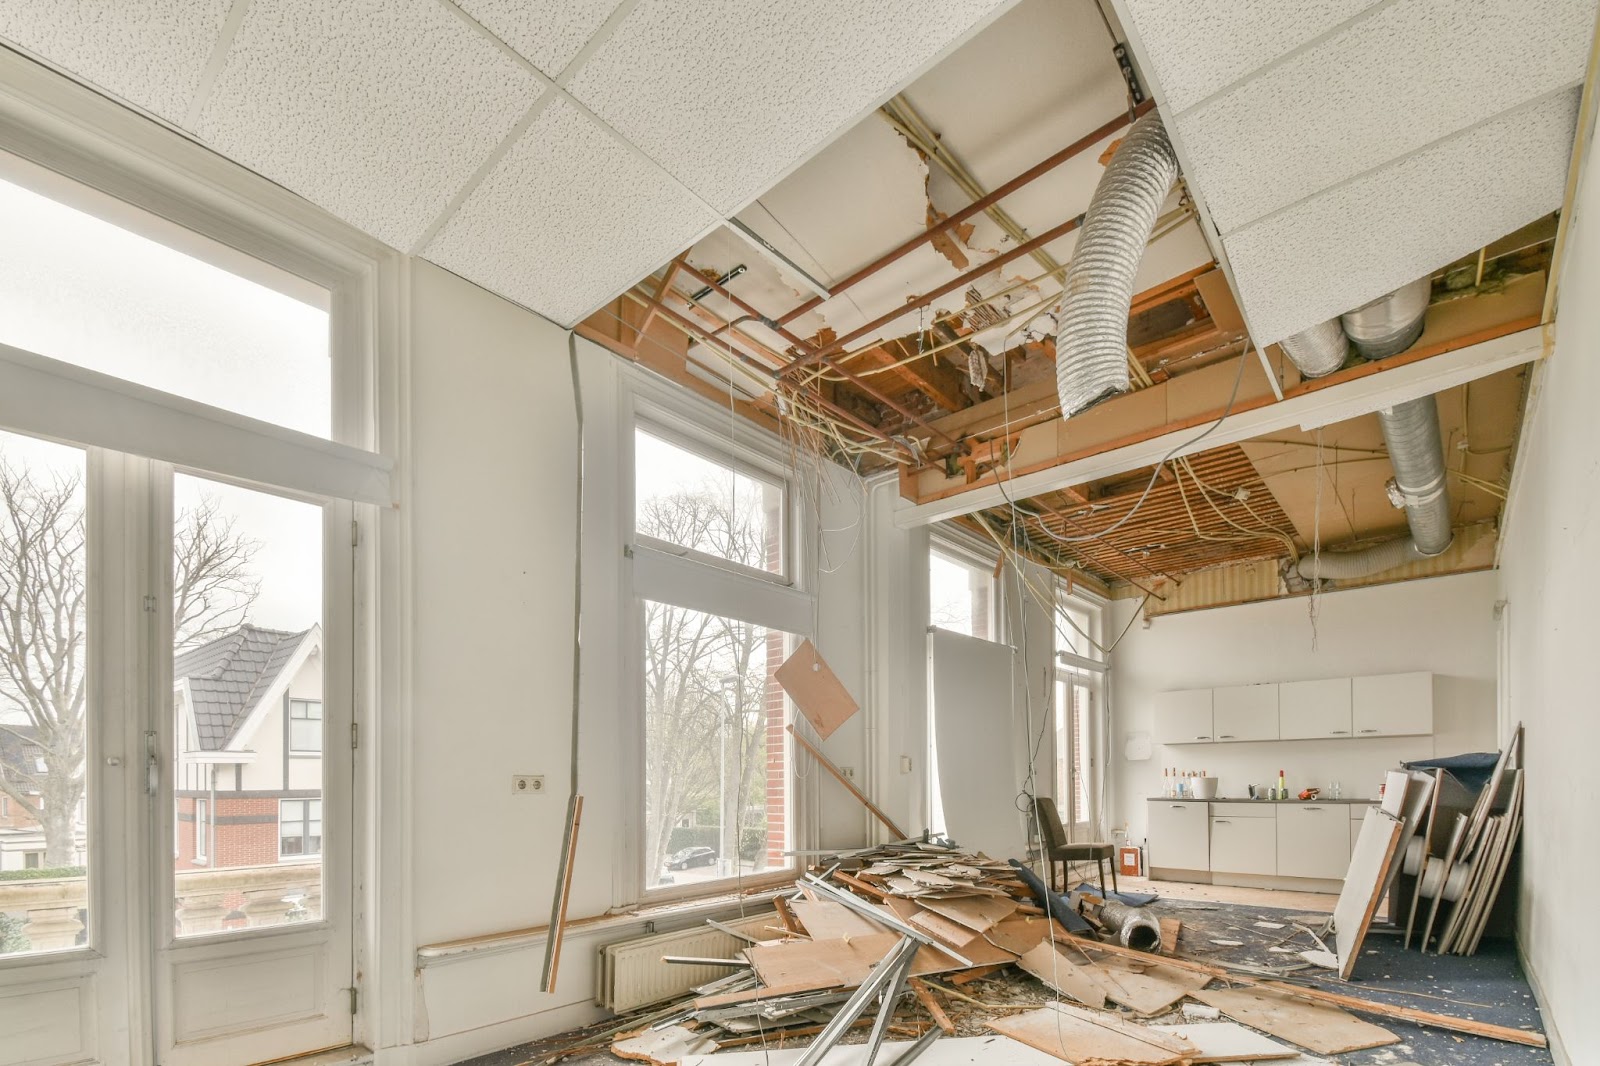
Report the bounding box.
[900,755,913,774]
[841,766,856,780]
[512,774,545,795]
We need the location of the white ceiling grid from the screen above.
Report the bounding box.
[0,0,1014,327]
[1116,0,1597,344]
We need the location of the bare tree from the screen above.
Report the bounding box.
[0,458,260,866]
[639,483,775,882]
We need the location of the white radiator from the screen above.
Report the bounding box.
[596,910,776,1012]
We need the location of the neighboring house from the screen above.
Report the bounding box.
[173,624,324,870]
[0,724,86,872]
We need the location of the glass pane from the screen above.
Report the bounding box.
[634,430,784,575]
[1074,685,1092,827]
[0,430,90,958]
[0,169,331,436]
[171,474,323,936]
[930,550,992,639]
[643,601,790,890]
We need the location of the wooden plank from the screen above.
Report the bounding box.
[1091,954,1213,1017]
[909,978,955,1034]
[1334,808,1404,979]
[989,1004,1193,1065]
[541,794,583,992]
[1159,917,1181,954]
[917,894,1019,934]
[1147,1021,1300,1063]
[789,899,889,940]
[1049,929,1547,1048]
[775,640,859,741]
[787,726,906,839]
[1189,987,1399,1056]
[1015,941,1108,1008]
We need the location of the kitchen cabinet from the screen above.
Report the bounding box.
[1277,804,1351,879]
[1350,803,1377,859]
[1352,671,1433,737]
[1154,689,1214,744]
[1212,684,1279,742]
[1147,800,1209,870]
[1209,804,1276,875]
[1278,678,1352,740]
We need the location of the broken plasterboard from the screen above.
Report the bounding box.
[1333,806,1404,980]
[776,640,859,740]
[681,1035,1064,1066]
[1189,987,1399,1056]
[1147,1020,1300,1063]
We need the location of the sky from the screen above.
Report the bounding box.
[0,165,328,676]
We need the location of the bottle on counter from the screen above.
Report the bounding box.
[1278,769,1287,800]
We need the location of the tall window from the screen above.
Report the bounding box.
[280,799,322,859]
[289,700,323,755]
[1053,588,1104,835]
[633,424,794,895]
[929,546,996,640]
[193,799,208,863]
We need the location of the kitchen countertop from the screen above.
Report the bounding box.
[1147,796,1379,804]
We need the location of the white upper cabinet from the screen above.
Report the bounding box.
[1278,677,1353,740]
[1352,671,1434,737]
[1155,688,1214,744]
[1212,683,1279,742]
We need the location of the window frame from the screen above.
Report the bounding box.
[193,798,208,864]
[623,388,812,905]
[278,798,323,862]
[1051,584,1108,837]
[288,698,324,757]
[927,537,1001,643]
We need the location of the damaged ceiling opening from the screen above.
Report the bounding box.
[578,0,1566,615]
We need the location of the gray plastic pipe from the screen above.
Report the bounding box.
[1054,112,1180,418]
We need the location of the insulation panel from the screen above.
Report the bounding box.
[1223,89,1578,344]
[0,0,233,121]
[1179,0,1597,232]
[1119,0,1382,113]
[454,0,622,78]
[564,0,1014,214]
[193,0,542,250]
[423,96,719,327]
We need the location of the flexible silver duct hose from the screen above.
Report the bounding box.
[1279,318,1349,378]
[1095,899,1163,952]
[1290,277,1451,581]
[1055,112,1179,418]
[1341,277,1431,359]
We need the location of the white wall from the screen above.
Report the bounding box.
[1108,571,1500,846]
[1496,105,1600,1065]
[400,261,874,1062]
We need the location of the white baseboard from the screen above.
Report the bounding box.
[1518,944,1569,1066]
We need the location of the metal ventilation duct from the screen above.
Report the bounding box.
[1054,112,1180,418]
[1280,278,1452,581]
[1278,318,1349,379]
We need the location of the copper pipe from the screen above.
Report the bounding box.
[775,102,1154,327]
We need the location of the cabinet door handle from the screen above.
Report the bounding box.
[1170,804,1187,809]
[1359,728,1379,734]
[1303,806,1323,811]
[1213,819,1231,824]
[1195,735,1211,740]
[1329,729,1349,735]
[1218,734,1236,739]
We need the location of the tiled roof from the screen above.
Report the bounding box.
[0,723,42,786]
[174,626,311,751]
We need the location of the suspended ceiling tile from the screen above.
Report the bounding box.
[1225,88,1578,345]
[1178,0,1596,233]
[453,0,621,78]
[564,0,1014,216]
[1118,0,1381,114]
[423,96,718,328]
[0,0,233,121]
[193,0,541,251]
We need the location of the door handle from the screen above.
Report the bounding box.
[1359,728,1379,733]
[1218,734,1236,739]
[1329,729,1349,735]
[1195,735,1211,740]
[1303,806,1323,811]
[1213,819,1231,824]
[144,730,159,796]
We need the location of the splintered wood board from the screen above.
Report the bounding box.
[1148,1021,1300,1062]
[776,640,858,740]
[789,899,889,940]
[990,1004,1193,1065]
[744,934,953,993]
[681,1035,1065,1066]
[1091,954,1213,1016]
[1333,808,1404,979]
[985,916,1057,955]
[1189,987,1399,1055]
[1015,941,1107,1009]
[613,1024,718,1064]
[1159,917,1181,954]
[918,894,1019,933]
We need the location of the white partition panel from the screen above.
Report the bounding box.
[928,627,1029,860]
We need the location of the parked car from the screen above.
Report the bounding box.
[664,846,717,870]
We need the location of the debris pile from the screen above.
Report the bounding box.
[568,839,1547,1066]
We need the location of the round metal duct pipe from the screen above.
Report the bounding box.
[1279,318,1349,379]
[1341,277,1431,359]
[1054,112,1179,418]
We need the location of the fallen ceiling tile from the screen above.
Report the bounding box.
[423,95,719,328]
[1177,0,1595,232]
[1223,88,1578,345]
[564,0,1015,215]
[0,0,233,121]
[453,0,622,79]
[1119,0,1382,113]
[192,0,542,251]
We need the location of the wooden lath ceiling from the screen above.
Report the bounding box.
[983,443,1298,588]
